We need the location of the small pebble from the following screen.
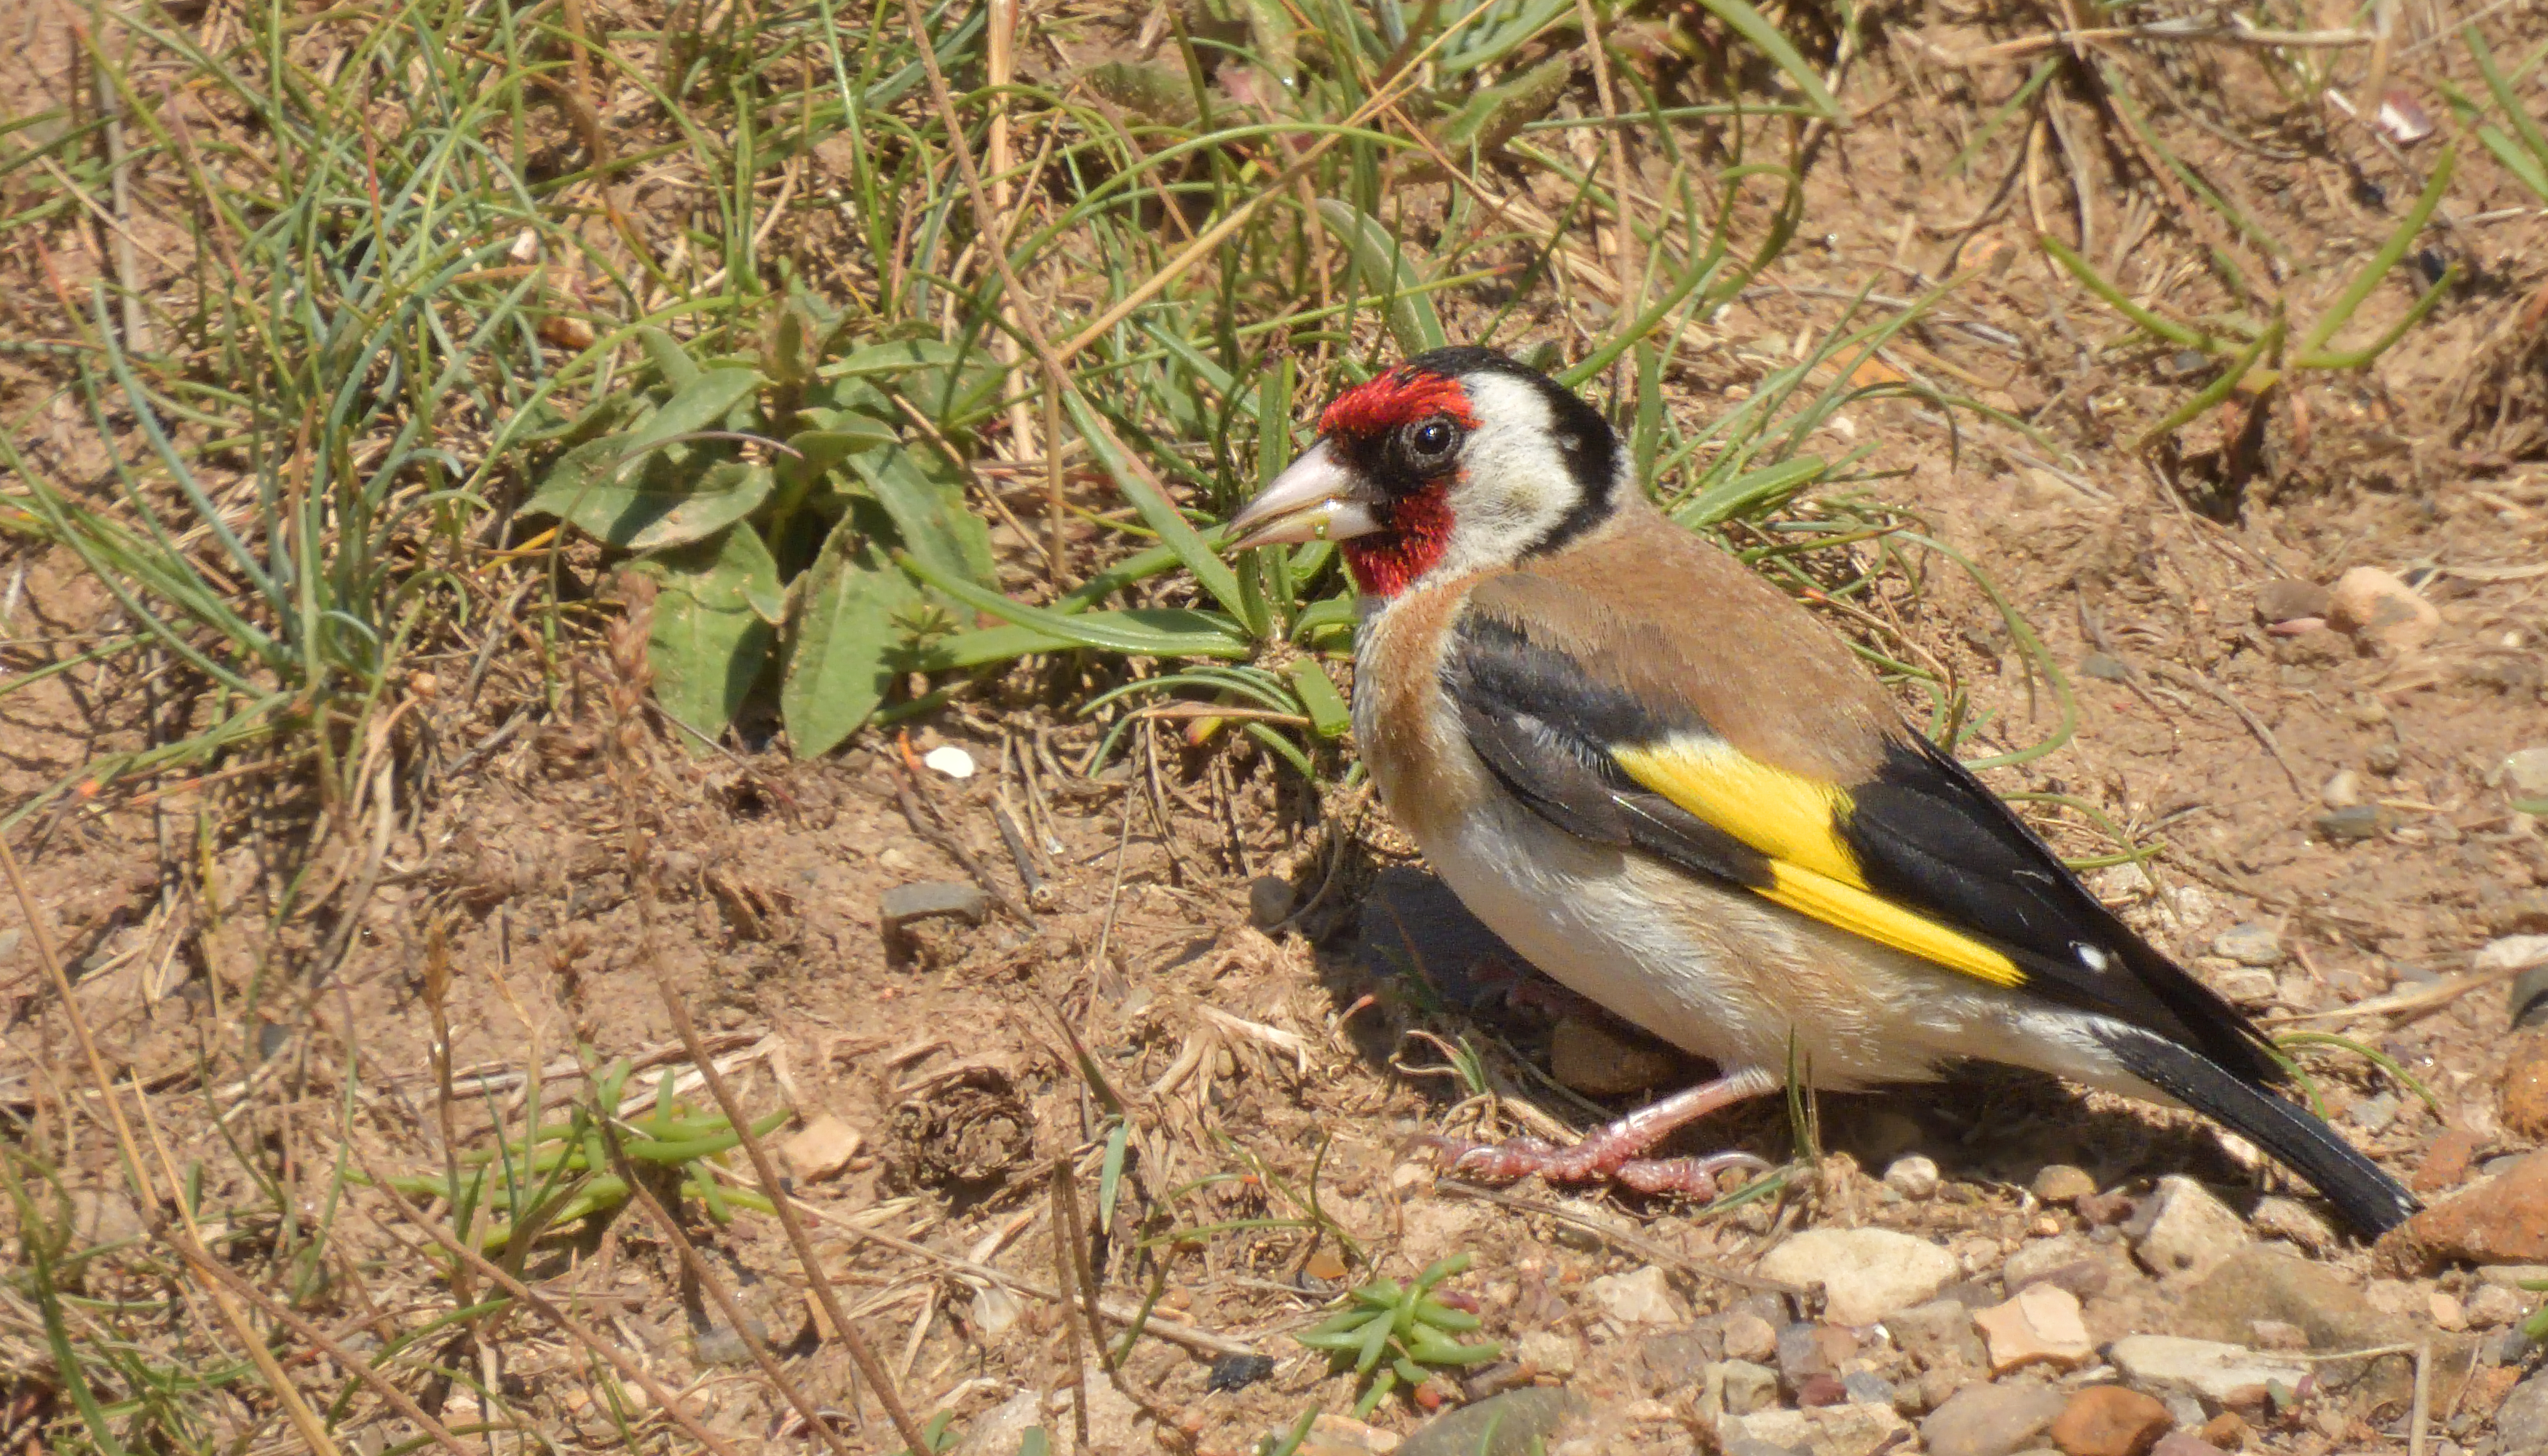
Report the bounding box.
[2319,769,2361,809]
[921,743,976,778]
[2252,579,2333,625]
[1246,874,1296,927]
[2365,740,2403,775]
[2314,804,2385,843]
[2467,1283,2525,1327]
[2210,923,2284,968]
[879,880,989,931]
[2033,1165,2098,1204]
[1721,1310,1779,1364]
[1885,1155,1942,1199]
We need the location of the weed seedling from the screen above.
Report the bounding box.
[1295,1252,1501,1416]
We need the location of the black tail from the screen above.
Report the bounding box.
[2099,1026,2418,1236]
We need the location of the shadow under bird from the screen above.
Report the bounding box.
[1228,346,2417,1237]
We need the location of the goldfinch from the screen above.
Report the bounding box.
[1228,347,2416,1236]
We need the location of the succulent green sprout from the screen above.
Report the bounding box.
[1294,1254,1502,1417]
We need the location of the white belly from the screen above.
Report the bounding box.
[1419,791,2148,1096]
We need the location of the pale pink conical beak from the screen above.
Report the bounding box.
[1226,440,1382,550]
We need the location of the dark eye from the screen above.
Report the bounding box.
[1404,416,1460,467]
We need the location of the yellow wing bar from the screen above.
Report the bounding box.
[1613,736,2027,990]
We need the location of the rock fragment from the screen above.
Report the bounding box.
[2129,1176,2251,1280]
[1720,1404,1907,1456]
[2033,1164,2099,1203]
[879,881,989,933]
[1583,1265,1681,1327]
[2050,1385,2173,1456]
[2108,1335,2311,1411]
[1757,1227,1958,1325]
[1884,1154,1942,1199]
[1920,1382,2068,1456]
[2389,1150,2548,1267]
[780,1115,866,1182]
[1972,1283,2096,1372]
[2327,566,2440,651]
[2209,923,2282,967]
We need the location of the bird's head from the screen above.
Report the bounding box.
[1228,347,1626,599]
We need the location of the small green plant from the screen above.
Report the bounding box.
[1295,1253,1502,1416]
[2037,150,2460,455]
[2523,1278,2548,1345]
[357,1057,785,1261]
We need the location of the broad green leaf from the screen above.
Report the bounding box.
[524,443,773,551]
[636,526,777,748]
[780,424,897,488]
[624,367,765,452]
[628,462,774,553]
[781,516,915,758]
[1311,200,1447,355]
[852,448,997,590]
[825,339,968,379]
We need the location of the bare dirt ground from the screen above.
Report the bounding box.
[6,1,2548,1455]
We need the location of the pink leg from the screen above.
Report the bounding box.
[1420,1071,1778,1198]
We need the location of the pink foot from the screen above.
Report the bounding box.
[1420,1072,1778,1197]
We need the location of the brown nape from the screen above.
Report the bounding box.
[1469,499,1901,784]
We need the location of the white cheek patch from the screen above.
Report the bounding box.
[1426,374,1580,582]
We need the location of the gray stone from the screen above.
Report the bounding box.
[1757,1227,1958,1325]
[2349,1091,2401,1135]
[2252,579,2332,625]
[1884,1155,1942,1199]
[2177,1251,2408,1358]
[2129,1176,2250,1279]
[1843,1372,1898,1408]
[1245,875,1295,928]
[1400,1388,1586,1456]
[2211,923,2284,967]
[1584,1265,1681,1327]
[879,881,989,931]
[1720,1404,1908,1456]
[1888,1297,1987,1372]
[2106,1335,2310,1410]
[1718,1360,1781,1415]
[2516,965,2548,1029]
[1514,1329,1577,1379]
[2492,1370,2548,1455]
[2314,804,2386,843]
[2005,1234,2102,1291]
[1919,1382,2068,1456]
[1635,1326,1720,1392]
